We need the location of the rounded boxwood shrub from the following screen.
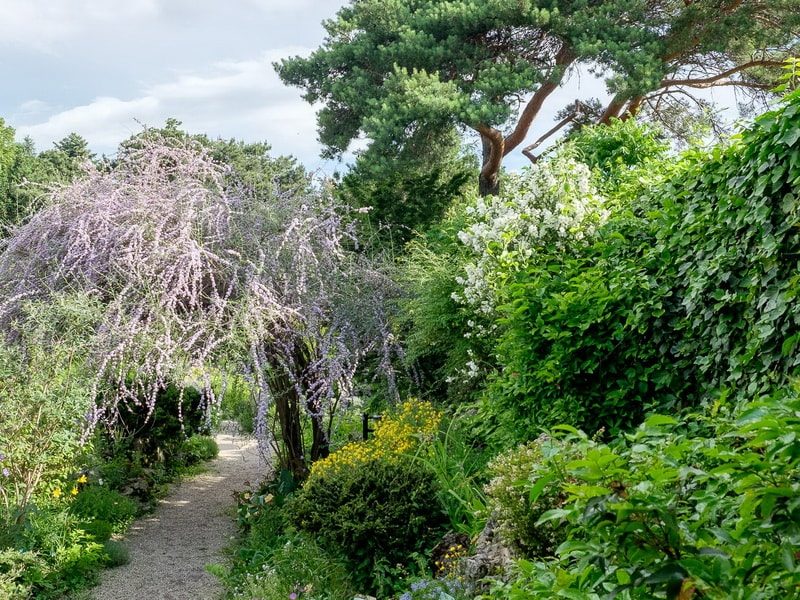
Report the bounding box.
[287,457,446,593]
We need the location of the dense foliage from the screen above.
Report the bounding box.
[491,87,800,439]
[289,458,444,595]
[337,127,475,245]
[0,120,94,230]
[288,401,446,595]
[3,19,799,600]
[489,387,800,599]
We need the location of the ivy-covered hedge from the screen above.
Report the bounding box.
[490,89,800,439]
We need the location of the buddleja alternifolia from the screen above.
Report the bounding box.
[0,135,397,466]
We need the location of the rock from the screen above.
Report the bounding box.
[459,517,515,585]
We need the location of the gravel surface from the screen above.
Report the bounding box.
[92,429,264,600]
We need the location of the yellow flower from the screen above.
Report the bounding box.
[70,487,79,496]
[52,487,62,499]
[77,474,88,484]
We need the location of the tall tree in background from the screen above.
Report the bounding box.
[119,118,310,199]
[0,121,88,230]
[336,126,474,246]
[277,0,799,195]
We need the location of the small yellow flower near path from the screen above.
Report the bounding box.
[52,487,62,499]
[77,474,88,484]
[71,487,79,496]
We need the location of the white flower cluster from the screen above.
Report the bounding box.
[454,154,608,316]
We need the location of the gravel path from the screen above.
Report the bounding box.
[92,429,264,600]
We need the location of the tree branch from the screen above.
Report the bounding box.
[660,59,784,89]
[598,94,627,124]
[521,100,589,163]
[620,95,645,121]
[502,44,575,155]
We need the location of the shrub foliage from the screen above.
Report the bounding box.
[490,87,800,438]
[490,387,800,599]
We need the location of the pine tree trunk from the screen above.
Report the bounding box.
[479,136,500,196]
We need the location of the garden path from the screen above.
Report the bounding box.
[92,427,263,600]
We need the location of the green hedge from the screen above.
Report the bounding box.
[490,89,800,439]
[287,458,446,595]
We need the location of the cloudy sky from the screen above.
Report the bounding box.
[0,0,744,173]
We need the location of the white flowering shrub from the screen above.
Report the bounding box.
[454,154,608,317]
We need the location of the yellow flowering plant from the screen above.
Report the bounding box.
[309,399,442,480]
[289,414,447,596]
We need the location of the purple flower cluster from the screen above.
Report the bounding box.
[0,135,399,460]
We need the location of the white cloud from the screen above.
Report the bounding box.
[244,0,338,13]
[19,97,160,149]
[16,48,323,161]
[16,99,53,116]
[0,0,160,50]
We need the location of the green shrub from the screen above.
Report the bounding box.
[70,486,138,528]
[182,435,219,464]
[489,386,800,599]
[489,86,800,440]
[219,487,356,600]
[103,383,207,473]
[216,375,257,433]
[412,418,489,537]
[288,457,446,595]
[79,519,113,542]
[0,549,40,599]
[396,200,490,404]
[337,126,474,246]
[489,241,684,438]
[102,540,129,568]
[224,530,356,600]
[567,117,669,193]
[15,507,106,598]
[0,295,101,526]
[233,471,297,532]
[485,436,580,558]
[92,453,133,491]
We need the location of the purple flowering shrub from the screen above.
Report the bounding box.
[0,134,397,478]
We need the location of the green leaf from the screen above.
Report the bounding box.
[528,473,557,504]
[644,414,679,428]
[780,127,800,147]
